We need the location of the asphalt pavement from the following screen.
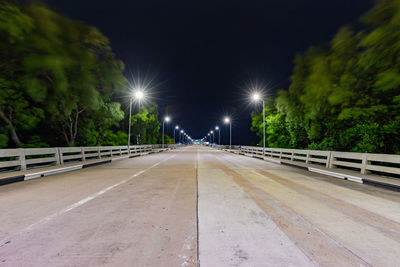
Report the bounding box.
[1,146,399,266]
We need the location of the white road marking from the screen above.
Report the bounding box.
[0,155,175,245]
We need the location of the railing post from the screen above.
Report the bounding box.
[81,147,86,162]
[97,147,101,159]
[58,148,64,165]
[328,151,335,168]
[306,151,310,164]
[361,153,368,174]
[19,148,27,171]
[54,148,60,166]
[291,151,294,161]
[326,151,332,168]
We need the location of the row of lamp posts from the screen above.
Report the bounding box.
[127,89,193,150]
[128,89,265,152]
[203,92,265,153]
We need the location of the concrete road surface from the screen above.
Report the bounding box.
[1,146,399,266]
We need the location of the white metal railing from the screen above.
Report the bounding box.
[238,146,400,177]
[0,145,165,172]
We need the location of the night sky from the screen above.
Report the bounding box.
[42,0,373,145]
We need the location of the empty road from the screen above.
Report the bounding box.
[1,146,400,266]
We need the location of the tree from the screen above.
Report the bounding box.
[0,2,127,147]
[0,1,40,147]
[130,104,161,145]
[251,0,400,154]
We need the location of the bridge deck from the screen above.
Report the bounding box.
[0,146,399,266]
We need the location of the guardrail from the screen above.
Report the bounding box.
[0,145,164,172]
[239,146,400,177]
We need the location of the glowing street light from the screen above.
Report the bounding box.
[224,116,232,149]
[135,90,144,100]
[180,129,184,143]
[128,88,146,152]
[252,92,265,156]
[162,116,171,148]
[173,125,179,144]
[252,93,261,101]
[215,126,220,145]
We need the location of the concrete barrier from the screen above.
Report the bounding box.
[0,145,164,173]
[240,146,400,178]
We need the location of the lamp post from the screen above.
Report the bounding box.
[252,93,265,156]
[215,126,220,145]
[207,133,210,143]
[162,116,170,148]
[180,129,184,143]
[128,90,144,153]
[224,117,231,149]
[210,130,214,144]
[174,125,179,143]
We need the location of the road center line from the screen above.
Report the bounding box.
[0,155,175,246]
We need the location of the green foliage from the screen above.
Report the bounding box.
[0,133,8,147]
[163,134,174,144]
[0,2,132,148]
[251,0,400,154]
[130,104,161,145]
[0,1,33,43]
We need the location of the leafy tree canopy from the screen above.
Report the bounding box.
[0,1,129,147]
[252,0,400,154]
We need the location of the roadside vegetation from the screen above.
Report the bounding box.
[251,0,400,154]
[0,1,168,148]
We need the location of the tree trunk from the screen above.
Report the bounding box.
[0,108,22,147]
[63,107,85,146]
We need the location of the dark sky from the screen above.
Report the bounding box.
[42,0,373,145]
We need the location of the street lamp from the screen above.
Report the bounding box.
[224,117,231,149]
[135,90,144,100]
[162,116,170,148]
[180,129,184,143]
[252,92,265,156]
[174,125,179,144]
[210,130,214,144]
[215,126,220,145]
[128,89,145,153]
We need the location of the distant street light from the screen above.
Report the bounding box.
[162,116,171,148]
[180,129,184,143]
[215,126,220,145]
[128,89,145,152]
[224,117,231,149]
[174,125,179,143]
[210,130,214,143]
[252,92,265,156]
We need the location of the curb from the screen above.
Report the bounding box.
[363,179,400,192]
[224,149,399,192]
[0,149,170,187]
